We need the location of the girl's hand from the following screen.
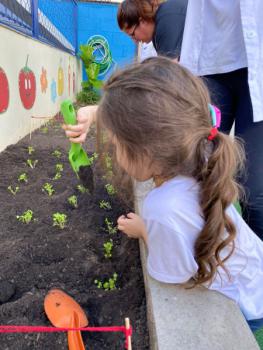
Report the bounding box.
[117,213,148,243]
[62,105,98,143]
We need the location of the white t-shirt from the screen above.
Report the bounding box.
[138,42,157,62]
[142,176,263,321]
[180,0,263,122]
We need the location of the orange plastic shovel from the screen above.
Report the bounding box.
[44,289,88,350]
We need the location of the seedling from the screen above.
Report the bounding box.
[55,163,63,172]
[77,184,89,194]
[7,185,19,195]
[52,212,67,229]
[27,146,35,155]
[52,150,62,158]
[27,159,38,169]
[68,195,78,208]
[94,273,118,291]
[103,239,113,258]
[41,126,48,133]
[99,200,112,210]
[42,183,55,196]
[105,217,117,235]
[16,209,34,224]
[53,172,61,180]
[18,173,28,183]
[105,183,117,196]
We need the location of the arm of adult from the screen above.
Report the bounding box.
[62,105,98,143]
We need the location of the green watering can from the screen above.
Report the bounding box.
[60,100,94,192]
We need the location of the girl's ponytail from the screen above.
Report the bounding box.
[193,132,244,286]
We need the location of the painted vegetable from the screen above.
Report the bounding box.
[0,67,9,113]
[19,56,36,109]
[40,67,48,93]
[57,60,64,96]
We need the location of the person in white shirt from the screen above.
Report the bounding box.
[180,0,263,241]
[63,57,263,333]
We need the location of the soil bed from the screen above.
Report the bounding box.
[0,120,149,349]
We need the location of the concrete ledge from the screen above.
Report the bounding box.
[134,180,259,350]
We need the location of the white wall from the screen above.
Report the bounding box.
[0,26,82,152]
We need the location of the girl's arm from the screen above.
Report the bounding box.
[62,105,98,143]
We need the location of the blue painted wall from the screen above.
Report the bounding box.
[78,2,136,80]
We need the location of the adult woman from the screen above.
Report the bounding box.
[180,0,263,240]
[118,0,188,59]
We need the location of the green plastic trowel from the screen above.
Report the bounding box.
[60,100,94,192]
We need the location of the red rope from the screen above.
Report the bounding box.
[0,325,132,349]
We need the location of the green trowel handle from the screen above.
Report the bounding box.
[61,99,77,125]
[61,99,81,153]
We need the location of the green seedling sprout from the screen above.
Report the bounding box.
[52,150,62,158]
[27,146,35,155]
[18,173,28,183]
[27,159,38,169]
[7,185,19,195]
[42,183,55,196]
[105,217,117,235]
[94,273,118,291]
[52,212,67,229]
[77,184,89,194]
[99,200,112,210]
[16,209,34,224]
[68,195,78,208]
[103,239,113,258]
[55,163,63,172]
[53,172,62,180]
[41,126,48,133]
[105,183,116,196]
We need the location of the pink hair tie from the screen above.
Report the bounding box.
[208,104,221,141]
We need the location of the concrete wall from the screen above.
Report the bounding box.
[78,2,136,80]
[0,26,82,152]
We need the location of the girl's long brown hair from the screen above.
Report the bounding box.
[97,57,244,286]
[117,0,161,29]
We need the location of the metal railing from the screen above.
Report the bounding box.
[0,0,77,54]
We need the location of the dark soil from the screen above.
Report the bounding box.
[0,120,149,349]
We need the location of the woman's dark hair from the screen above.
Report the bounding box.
[97,56,244,287]
[117,0,161,29]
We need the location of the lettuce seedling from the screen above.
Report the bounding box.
[27,159,38,169]
[16,209,34,224]
[77,184,89,194]
[105,183,116,196]
[55,163,63,172]
[103,239,113,258]
[68,195,78,208]
[42,183,55,196]
[99,200,112,210]
[52,212,67,229]
[7,185,19,195]
[94,273,118,291]
[27,146,35,155]
[18,173,28,183]
[105,217,117,234]
[52,150,62,158]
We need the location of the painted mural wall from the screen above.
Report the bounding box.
[0,26,81,152]
[78,2,136,81]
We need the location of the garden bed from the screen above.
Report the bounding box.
[0,119,149,349]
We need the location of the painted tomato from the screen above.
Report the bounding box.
[0,67,9,113]
[19,56,36,109]
[57,62,64,96]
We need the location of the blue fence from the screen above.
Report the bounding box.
[0,0,77,54]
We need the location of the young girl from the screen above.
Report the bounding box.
[64,57,263,332]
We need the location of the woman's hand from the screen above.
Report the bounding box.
[117,213,148,244]
[62,105,98,143]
